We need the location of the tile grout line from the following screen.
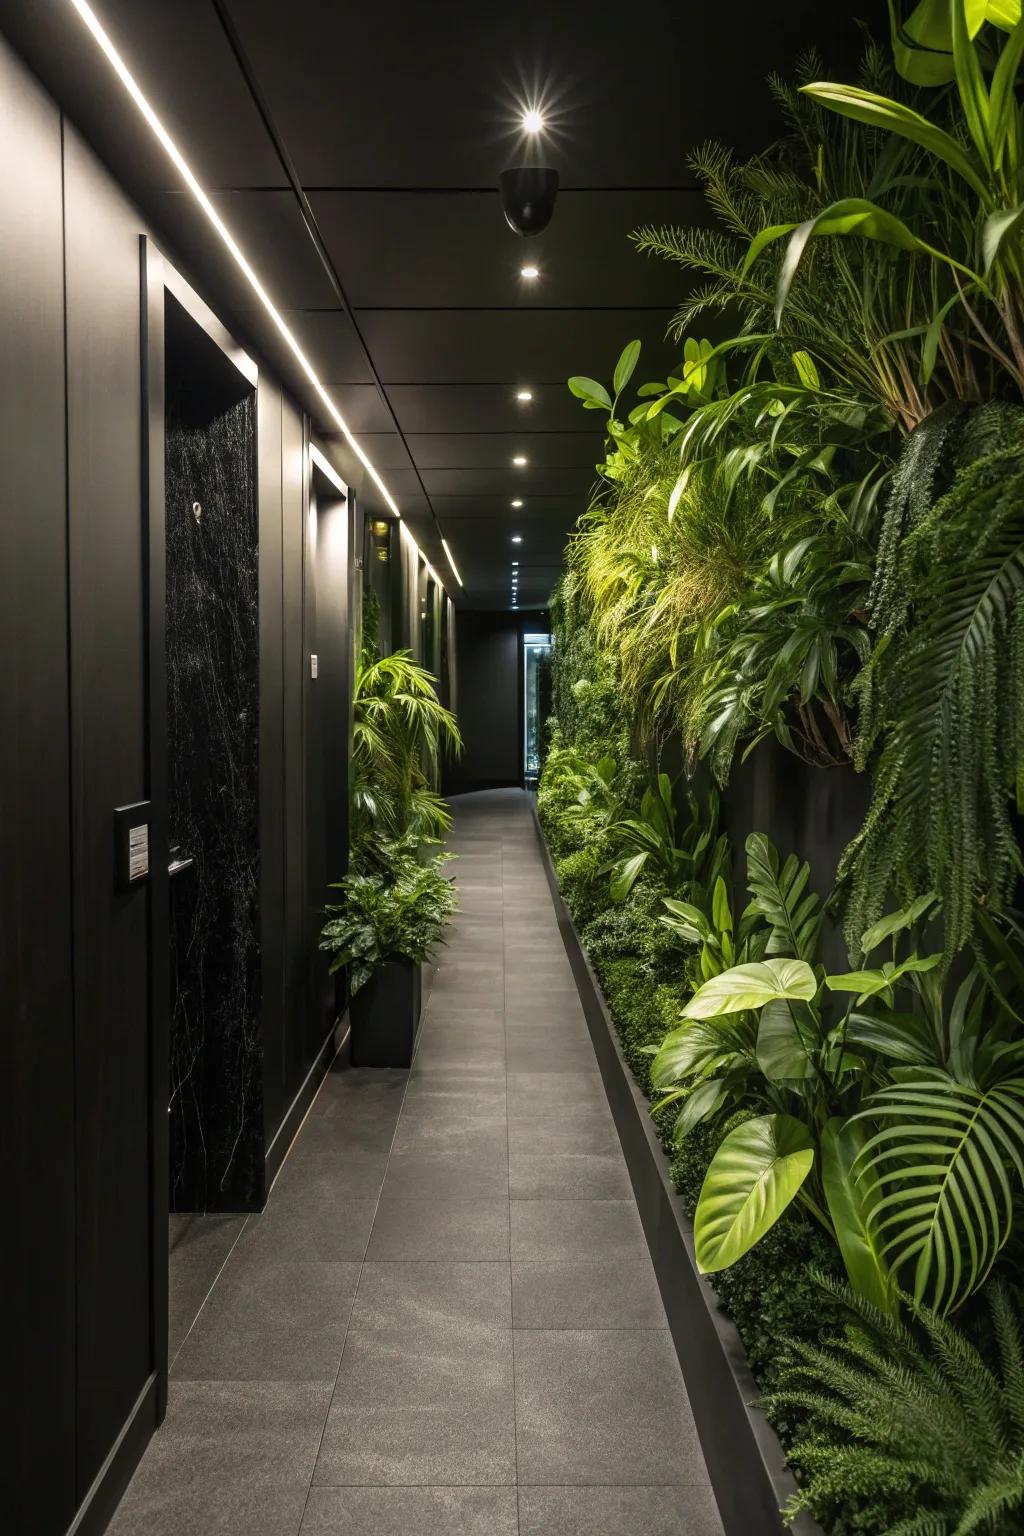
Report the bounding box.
[500,822,523,1532]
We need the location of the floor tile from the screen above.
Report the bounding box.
[236,1186,378,1263]
[509,1147,632,1199]
[126,1380,332,1488]
[301,1487,519,1534]
[351,1261,512,1329]
[313,1327,515,1485]
[167,1214,246,1361]
[510,1200,647,1262]
[518,1486,723,1535]
[515,1330,703,1485]
[171,1259,360,1380]
[367,1194,510,1260]
[107,1482,307,1536]
[512,1260,666,1328]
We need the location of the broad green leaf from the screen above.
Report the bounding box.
[982,205,1024,271]
[568,375,612,409]
[792,349,820,389]
[683,958,818,1019]
[756,998,818,1081]
[888,0,957,84]
[800,83,990,201]
[613,338,642,397]
[712,875,733,936]
[821,1118,897,1315]
[842,1008,940,1065]
[695,1113,815,1272]
[674,1077,729,1140]
[609,851,647,903]
[650,1020,731,1088]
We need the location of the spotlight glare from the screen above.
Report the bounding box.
[516,389,533,402]
[511,498,523,508]
[512,455,528,467]
[521,108,545,134]
[520,265,540,280]
[511,535,523,544]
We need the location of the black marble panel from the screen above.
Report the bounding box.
[165,371,262,1212]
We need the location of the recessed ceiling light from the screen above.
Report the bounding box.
[512,455,528,466]
[511,535,523,544]
[520,265,540,280]
[516,389,533,402]
[521,108,545,134]
[512,560,519,566]
[511,498,523,508]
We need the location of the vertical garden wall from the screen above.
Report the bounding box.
[538,6,1024,1531]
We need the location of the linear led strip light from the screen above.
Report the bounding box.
[68,0,460,594]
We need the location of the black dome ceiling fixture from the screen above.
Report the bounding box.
[499,166,559,237]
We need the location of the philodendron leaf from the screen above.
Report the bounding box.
[756,998,818,1081]
[609,852,647,903]
[695,1113,815,1272]
[683,958,817,1019]
[821,1117,897,1316]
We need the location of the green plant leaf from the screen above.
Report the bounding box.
[983,204,1024,271]
[860,893,940,955]
[609,851,648,903]
[695,1113,815,1272]
[674,1076,729,1139]
[755,998,818,1081]
[791,349,820,390]
[888,0,957,85]
[774,198,983,328]
[856,1070,1024,1313]
[613,338,642,397]
[746,833,823,960]
[799,82,990,201]
[650,1020,734,1088]
[821,1117,897,1315]
[568,375,612,410]
[683,958,818,1019]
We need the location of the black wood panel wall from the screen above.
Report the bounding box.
[0,33,435,1535]
[0,42,76,1535]
[63,127,155,1497]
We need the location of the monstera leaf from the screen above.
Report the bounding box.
[695,1113,815,1272]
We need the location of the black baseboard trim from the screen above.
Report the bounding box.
[264,1012,348,1189]
[531,803,821,1536]
[66,1373,158,1536]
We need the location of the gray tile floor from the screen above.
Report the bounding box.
[110,789,723,1535]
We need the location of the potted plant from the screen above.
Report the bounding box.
[319,840,457,1067]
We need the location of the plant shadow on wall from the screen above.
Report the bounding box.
[539,3,1024,1529]
[318,595,461,1066]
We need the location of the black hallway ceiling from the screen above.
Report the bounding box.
[2,0,875,608]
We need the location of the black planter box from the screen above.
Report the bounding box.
[350,955,422,1068]
[531,801,822,1536]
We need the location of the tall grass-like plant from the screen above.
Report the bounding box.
[755,2,1024,403]
[352,650,462,844]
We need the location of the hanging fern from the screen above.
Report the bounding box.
[840,404,1024,958]
[766,1277,1024,1535]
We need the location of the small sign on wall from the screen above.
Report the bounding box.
[114,801,152,892]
